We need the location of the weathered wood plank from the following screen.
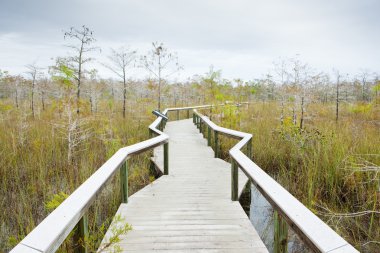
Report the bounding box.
[100,119,267,252]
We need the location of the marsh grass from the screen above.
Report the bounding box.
[0,100,157,252]
[209,102,379,252]
[1,99,379,252]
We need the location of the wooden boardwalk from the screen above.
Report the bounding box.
[100,119,268,252]
[11,106,358,253]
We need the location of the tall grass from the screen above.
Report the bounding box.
[1,97,379,252]
[0,99,156,252]
[212,102,379,252]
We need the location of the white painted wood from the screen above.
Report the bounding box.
[167,105,214,112]
[11,104,358,253]
[9,105,227,253]
[100,119,268,252]
[11,106,177,253]
[9,244,41,253]
[194,110,359,253]
[101,250,267,253]
[10,134,170,253]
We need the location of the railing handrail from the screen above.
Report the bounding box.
[193,109,358,253]
[11,105,215,253]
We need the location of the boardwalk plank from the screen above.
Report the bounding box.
[100,119,267,252]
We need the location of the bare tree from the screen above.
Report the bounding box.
[87,69,104,114]
[264,74,276,100]
[26,64,42,118]
[358,69,370,101]
[374,74,380,104]
[0,72,22,107]
[141,42,182,111]
[273,57,289,86]
[14,77,21,108]
[64,25,97,115]
[105,47,136,118]
[52,64,92,175]
[334,70,341,122]
[288,56,311,130]
[39,77,49,111]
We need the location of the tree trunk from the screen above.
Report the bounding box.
[90,97,93,113]
[300,96,304,130]
[15,87,19,108]
[31,79,35,118]
[123,73,126,118]
[280,100,284,125]
[362,78,366,101]
[77,47,83,115]
[336,76,340,122]
[158,55,162,111]
[77,80,80,115]
[41,91,45,111]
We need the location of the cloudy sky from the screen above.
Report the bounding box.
[0,0,379,81]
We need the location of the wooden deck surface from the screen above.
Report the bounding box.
[100,119,268,252]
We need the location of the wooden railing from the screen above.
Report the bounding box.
[11,103,357,253]
[193,110,359,253]
[10,105,213,253]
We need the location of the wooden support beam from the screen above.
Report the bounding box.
[120,161,128,203]
[207,126,211,146]
[247,138,252,160]
[214,131,219,158]
[231,160,238,201]
[164,143,169,175]
[74,215,88,253]
[274,211,288,253]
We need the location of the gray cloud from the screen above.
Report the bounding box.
[0,0,379,80]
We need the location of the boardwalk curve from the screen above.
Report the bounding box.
[10,104,359,253]
[100,119,268,252]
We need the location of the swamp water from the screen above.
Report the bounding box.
[240,183,312,253]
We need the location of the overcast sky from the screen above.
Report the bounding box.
[0,0,379,81]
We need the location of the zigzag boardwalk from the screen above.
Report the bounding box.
[11,106,358,253]
[100,119,268,252]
